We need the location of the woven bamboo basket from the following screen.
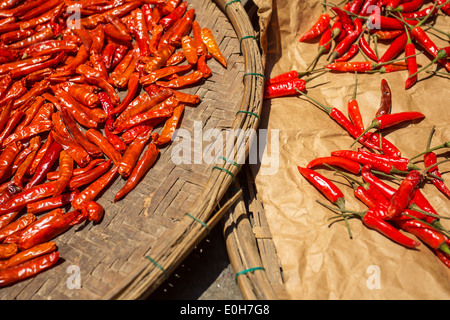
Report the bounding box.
[222,164,289,300]
[0,0,263,300]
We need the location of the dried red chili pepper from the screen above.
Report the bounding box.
[0,241,56,271]
[159,1,187,30]
[0,251,59,287]
[2,121,51,148]
[181,36,198,65]
[26,191,78,214]
[118,130,152,178]
[114,143,159,202]
[85,129,122,165]
[140,64,192,85]
[68,159,111,190]
[131,8,151,57]
[0,181,55,215]
[154,104,184,146]
[72,166,119,210]
[80,200,104,223]
[375,79,392,117]
[25,140,62,190]
[113,106,173,133]
[52,150,73,197]
[0,213,35,242]
[201,28,227,68]
[19,208,87,250]
[155,69,203,88]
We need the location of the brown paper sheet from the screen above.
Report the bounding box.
[253,0,450,299]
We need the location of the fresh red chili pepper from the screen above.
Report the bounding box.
[363,207,420,248]
[359,34,378,61]
[307,156,362,174]
[352,111,425,146]
[368,14,418,30]
[335,44,359,62]
[114,143,159,202]
[297,166,345,209]
[296,91,382,151]
[393,0,425,12]
[299,12,331,42]
[377,32,407,64]
[371,30,404,40]
[330,18,363,61]
[358,149,412,171]
[386,170,423,219]
[331,7,354,33]
[264,78,306,99]
[424,152,450,199]
[0,251,59,287]
[347,74,365,133]
[393,209,450,253]
[331,150,410,174]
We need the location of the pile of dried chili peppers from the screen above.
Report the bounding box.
[0,0,227,288]
[296,0,450,89]
[296,77,450,268]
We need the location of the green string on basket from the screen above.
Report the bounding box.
[224,0,241,12]
[185,213,210,233]
[239,35,258,54]
[145,256,168,279]
[236,110,260,119]
[219,156,241,170]
[242,72,265,83]
[212,166,235,181]
[235,267,265,283]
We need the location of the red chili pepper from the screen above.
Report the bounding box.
[159,1,187,30]
[114,143,159,202]
[26,191,78,214]
[264,78,306,99]
[393,210,450,253]
[0,251,59,287]
[393,0,425,12]
[299,12,331,42]
[25,141,62,190]
[331,7,354,33]
[330,18,363,61]
[386,170,423,219]
[85,129,122,166]
[296,91,382,150]
[334,44,359,62]
[297,166,345,209]
[352,111,425,147]
[68,159,111,190]
[363,207,420,248]
[359,35,378,61]
[375,79,392,117]
[424,152,450,199]
[71,166,119,210]
[371,30,404,40]
[307,156,362,174]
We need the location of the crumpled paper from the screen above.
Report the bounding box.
[253,0,450,299]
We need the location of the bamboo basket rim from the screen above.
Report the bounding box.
[105,0,265,300]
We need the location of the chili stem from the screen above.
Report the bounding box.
[426,126,436,151]
[426,70,450,77]
[317,199,365,216]
[295,88,333,114]
[410,141,450,160]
